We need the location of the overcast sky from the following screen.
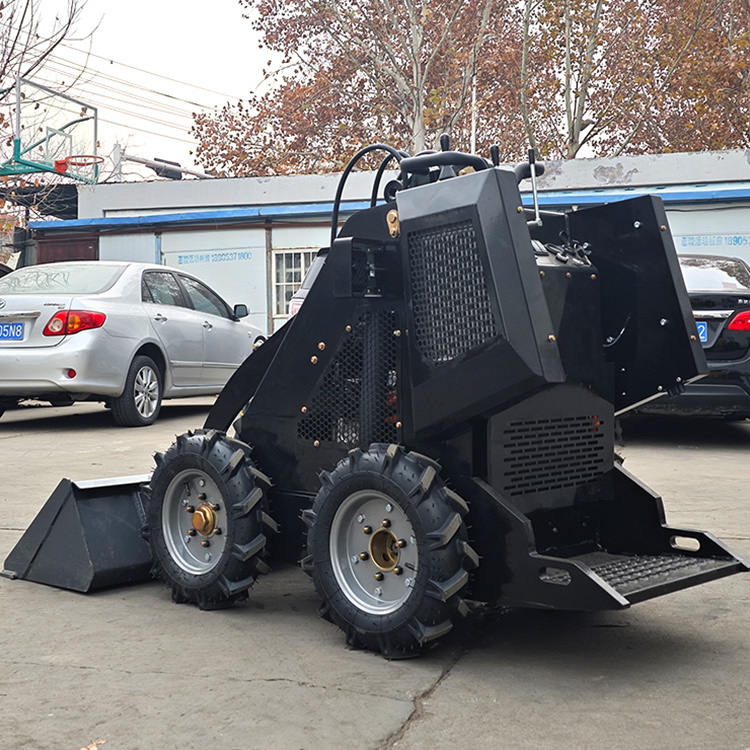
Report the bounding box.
[50,0,274,177]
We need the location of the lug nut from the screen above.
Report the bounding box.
[187,529,197,537]
[212,503,221,511]
[393,566,403,576]
[198,493,207,501]
[358,552,369,561]
[374,572,384,581]
[200,540,210,548]
[381,518,391,528]
[396,539,406,548]
[215,528,222,535]
[362,525,373,535]
[185,505,195,513]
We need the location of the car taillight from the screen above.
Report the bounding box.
[727,310,750,331]
[43,310,106,336]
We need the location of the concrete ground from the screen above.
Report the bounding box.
[0,400,748,750]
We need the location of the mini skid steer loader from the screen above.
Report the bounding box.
[5,138,748,658]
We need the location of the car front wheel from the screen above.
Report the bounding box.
[111,354,162,426]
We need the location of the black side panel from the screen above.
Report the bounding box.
[488,385,614,514]
[569,196,707,412]
[396,168,565,439]
[205,320,292,432]
[3,477,152,592]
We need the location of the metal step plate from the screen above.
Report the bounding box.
[575,551,742,604]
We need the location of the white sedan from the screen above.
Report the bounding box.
[0,261,265,426]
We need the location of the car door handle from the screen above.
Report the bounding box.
[154,313,168,322]
[203,321,213,330]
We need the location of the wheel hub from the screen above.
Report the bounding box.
[369,528,399,571]
[329,489,418,615]
[162,469,228,575]
[192,503,218,536]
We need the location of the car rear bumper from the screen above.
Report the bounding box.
[0,336,129,398]
[638,374,750,417]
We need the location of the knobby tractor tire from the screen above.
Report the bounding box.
[144,429,278,610]
[303,443,479,659]
[111,354,162,427]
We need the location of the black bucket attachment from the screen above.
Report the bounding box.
[2,475,153,592]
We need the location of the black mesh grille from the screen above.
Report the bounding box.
[297,310,398,448]
[407,219,497,364]
[499,415,607,496]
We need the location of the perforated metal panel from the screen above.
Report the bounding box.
[297,310,398,448]
[407,219,497,364]
[498,414,607,497]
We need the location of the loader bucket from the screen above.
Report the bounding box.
[2,475,153,592]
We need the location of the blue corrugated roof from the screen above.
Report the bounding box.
[29,181,750,232]
[30,201,372,231]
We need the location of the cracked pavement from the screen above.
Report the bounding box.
[1,401,748,749]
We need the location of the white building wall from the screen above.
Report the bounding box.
[666,204,750,264]
[160,228,268,333]
[269,225,331,330]
[99,233,157,264]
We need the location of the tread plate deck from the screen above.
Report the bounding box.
[573,551,742,603]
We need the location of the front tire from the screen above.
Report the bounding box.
[145,429,277,609]
[304,444,477,658]
[111,354,162,426]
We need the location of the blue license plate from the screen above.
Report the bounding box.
[696,321,708,343]
[0,321,24,340]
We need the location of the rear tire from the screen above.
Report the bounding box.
[111,354,162,426]
[303,444,477,659]
[145,429,277,609]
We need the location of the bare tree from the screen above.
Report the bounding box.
[0,1,92,231]
[0,0,88,90]
[193,0,499,176]
[518,0,746,158]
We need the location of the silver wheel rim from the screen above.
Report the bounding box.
[329,489,418,615]
[162,468,228,574]
[134,365,159,419]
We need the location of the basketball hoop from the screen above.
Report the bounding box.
[63,154,104,168]
[54,155,103,175]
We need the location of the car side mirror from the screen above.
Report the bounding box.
[233,304,249,319]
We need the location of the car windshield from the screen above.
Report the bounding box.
[679,256,750,292]
[0,264,125,295]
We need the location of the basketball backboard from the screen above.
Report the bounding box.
[0,78,100,183]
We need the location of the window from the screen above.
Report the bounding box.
[0,263,124,295]
[273,249,317,317]
[142,271,187,306]
[680,256,750,292]
[179,275,231,319]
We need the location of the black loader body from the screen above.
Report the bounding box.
[6,144,747,658]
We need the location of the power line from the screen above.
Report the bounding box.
[97,117,196,146]
[58,42,243,103]
[38,66,198,120]
[46,54,220,112]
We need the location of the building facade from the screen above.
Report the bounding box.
[29,150,750,335]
